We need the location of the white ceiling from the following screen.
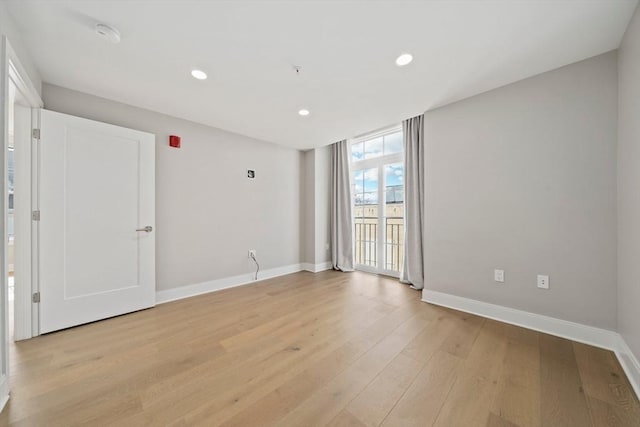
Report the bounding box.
[6,0,638,150]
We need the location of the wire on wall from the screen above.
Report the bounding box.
[250,252,260,280]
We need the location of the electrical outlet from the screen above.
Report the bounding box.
[494,269,505,283]
[537,275,549,289]
[248,249,256,259]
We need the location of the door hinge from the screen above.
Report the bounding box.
[32,210,40,221]
[32,128,41,140]
[32,292,40,303]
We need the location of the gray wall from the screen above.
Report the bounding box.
[43,84,303,291]
[302,150,315,264]
[313,146,331,265]
[301,146,331,266]
[618,4,640,361]
[423,51,618,330]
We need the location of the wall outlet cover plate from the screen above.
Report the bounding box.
[537,275,550,289]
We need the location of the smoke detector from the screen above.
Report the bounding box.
[95,23,121,44]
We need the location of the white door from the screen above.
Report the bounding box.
[39,110,155,334]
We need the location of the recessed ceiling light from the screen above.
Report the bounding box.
[395,53,413,67]
[95,23,121,44]
[191,69,207,80]
[298,109,310,116]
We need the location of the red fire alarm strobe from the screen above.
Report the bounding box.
[169,135,181,148]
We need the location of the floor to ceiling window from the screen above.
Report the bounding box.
[351,127,404,277]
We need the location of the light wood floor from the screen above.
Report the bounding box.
[1,270,639,426]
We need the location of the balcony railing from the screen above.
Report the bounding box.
[355,219,377,267]
[385,217,404,272]
[354,216,404,273]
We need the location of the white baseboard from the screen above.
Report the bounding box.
[615,337,640,401]
[422,289,618,349]
[422,289,640,400]
[0,394,7,415]
[156,263,304,304]
[0,375,8,413]
[302,261,333,273]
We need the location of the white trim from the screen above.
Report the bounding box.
[355,264,400,279]
[422,289,640,400]
[12,104,32,341]
[302,261,332,273]
[0,374,7,412]
[7,53,41,109]
[2,36,43,348]
[29,107,39,338]
[351,152,403,171]
[354,264,379,275]
[1,34,44,411]
[156,264,304,304]
[615,336,640,401]
[422,289,618,349]
[0,36,8,413]
[0,37,9,414]
[352,124,402,144]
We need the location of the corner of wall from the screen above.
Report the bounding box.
[617,0,640,381]
[0,2,43,96]
[302,150,316,264]
[313,146,331,265]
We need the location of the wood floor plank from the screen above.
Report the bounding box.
[219,305,419,427]
[539,334,592,427]
[345,352,423,426]
[486,412,520,427]
[219,341,368,427]
[400,312,458,362]
[586,395,640,426]
[438,310,485,358]
[121,300,395,426]
[326,409,368,427]
[381,350,460,427]
[273,311,433,426]
[181,310,400,426]
[573,342,640,412]
[432,319,508,427]
[0,270,638,426]
[491,322,541,427]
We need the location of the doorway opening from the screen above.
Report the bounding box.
[7,80,15,340]
[351,127,405,278]
[6,79,33,341]
[1,36,44,409]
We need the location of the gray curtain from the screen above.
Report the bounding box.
[400,115,425,289]
[330,140,355,272]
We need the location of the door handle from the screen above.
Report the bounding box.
[136,226,153,233]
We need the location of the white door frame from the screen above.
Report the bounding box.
[1,35,43,411]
